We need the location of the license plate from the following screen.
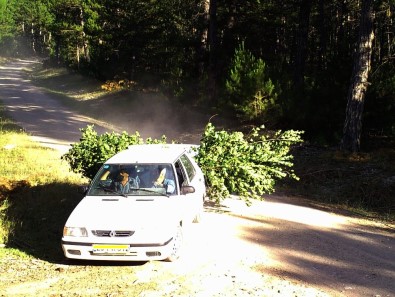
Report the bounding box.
[92,244,129,254]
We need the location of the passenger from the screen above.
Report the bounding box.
[154,165,176,194]
[163,179,176,194]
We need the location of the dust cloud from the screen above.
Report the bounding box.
[91,91,220,144]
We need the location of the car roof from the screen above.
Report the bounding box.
[105,144,199,164]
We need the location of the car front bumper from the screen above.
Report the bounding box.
[61,237,174,261]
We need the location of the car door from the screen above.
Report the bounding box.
[177,154,205,221]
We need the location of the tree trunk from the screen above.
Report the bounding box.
[79,5,90,63]
[317,0,327,70]
[341,0,374,152]
[31,22,36,53]
[207,0,218,102]
[197,0,209,77]
[76,45,80,69]
[293,0,312,90]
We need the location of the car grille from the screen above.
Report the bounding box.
[91,230,135,237]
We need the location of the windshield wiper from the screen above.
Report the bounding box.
[129,187,169,198]
[96,184,128,198]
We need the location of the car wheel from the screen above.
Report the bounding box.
[192,195,205,223]
[165,226,183,262]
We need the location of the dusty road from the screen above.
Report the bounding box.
[0,58,113,152]
[0,58,394,296]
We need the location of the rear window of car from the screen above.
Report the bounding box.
[180,154,196,181]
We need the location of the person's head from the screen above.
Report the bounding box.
[117,169,129,181]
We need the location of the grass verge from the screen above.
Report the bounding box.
[0,104,22,133]
[0,107,87,261]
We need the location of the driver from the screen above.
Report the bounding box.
[114,169,131,194]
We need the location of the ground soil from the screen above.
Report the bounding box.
[0,58,394,297]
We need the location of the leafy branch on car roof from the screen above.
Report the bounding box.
[195,123,303,204]
[63,123,303,204]
[62,125,167,180]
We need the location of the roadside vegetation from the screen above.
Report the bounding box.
[0,105,86,260]
[279,143,395,221]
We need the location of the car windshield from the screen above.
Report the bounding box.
[87,163,177,197]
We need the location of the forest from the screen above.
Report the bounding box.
[0,0,394,151]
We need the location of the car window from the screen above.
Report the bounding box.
[180,154,196,181]
[87,163,177,196]
[175,160,187,187]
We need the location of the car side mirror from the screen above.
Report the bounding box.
[78,185,89,194]
[181,185,195,195]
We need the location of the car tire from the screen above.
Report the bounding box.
[165,225,183,262]
[192,195,205,223]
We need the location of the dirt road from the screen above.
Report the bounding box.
[1,58,394,296]
[0,58,114,153]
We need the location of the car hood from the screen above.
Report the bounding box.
[65,195,178,229]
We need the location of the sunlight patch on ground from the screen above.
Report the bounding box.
[221,197,348,229]
[4,277,61,295]
[30,136,71,154]
[0,83,20,87]
[0,77,30,82]
[71,90,107,100]
[167,212,274,276]
[0,66,26,71]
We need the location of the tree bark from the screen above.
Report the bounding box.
[317,0,327,70]
[197,0,210,77]
[341,0,374,152]
[293,0,312,90]
[79,5,90,63]
[207,0,218,102]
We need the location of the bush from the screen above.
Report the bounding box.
[195,123,303,204]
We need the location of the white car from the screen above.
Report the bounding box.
[61,144,206,262]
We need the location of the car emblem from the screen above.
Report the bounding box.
[109,230,116,237]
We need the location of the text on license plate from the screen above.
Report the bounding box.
[92,244,129,254]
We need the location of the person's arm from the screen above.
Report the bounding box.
[164,179,175,194]
[101,170,110,180]
[154,168,166,186]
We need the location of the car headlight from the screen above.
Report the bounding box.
[63,227,88,237]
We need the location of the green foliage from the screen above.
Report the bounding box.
[63,124,303,204]
[62,125,167,180]
[0,0,14,43]
[195,123,303,204]
[225,42,280,122]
